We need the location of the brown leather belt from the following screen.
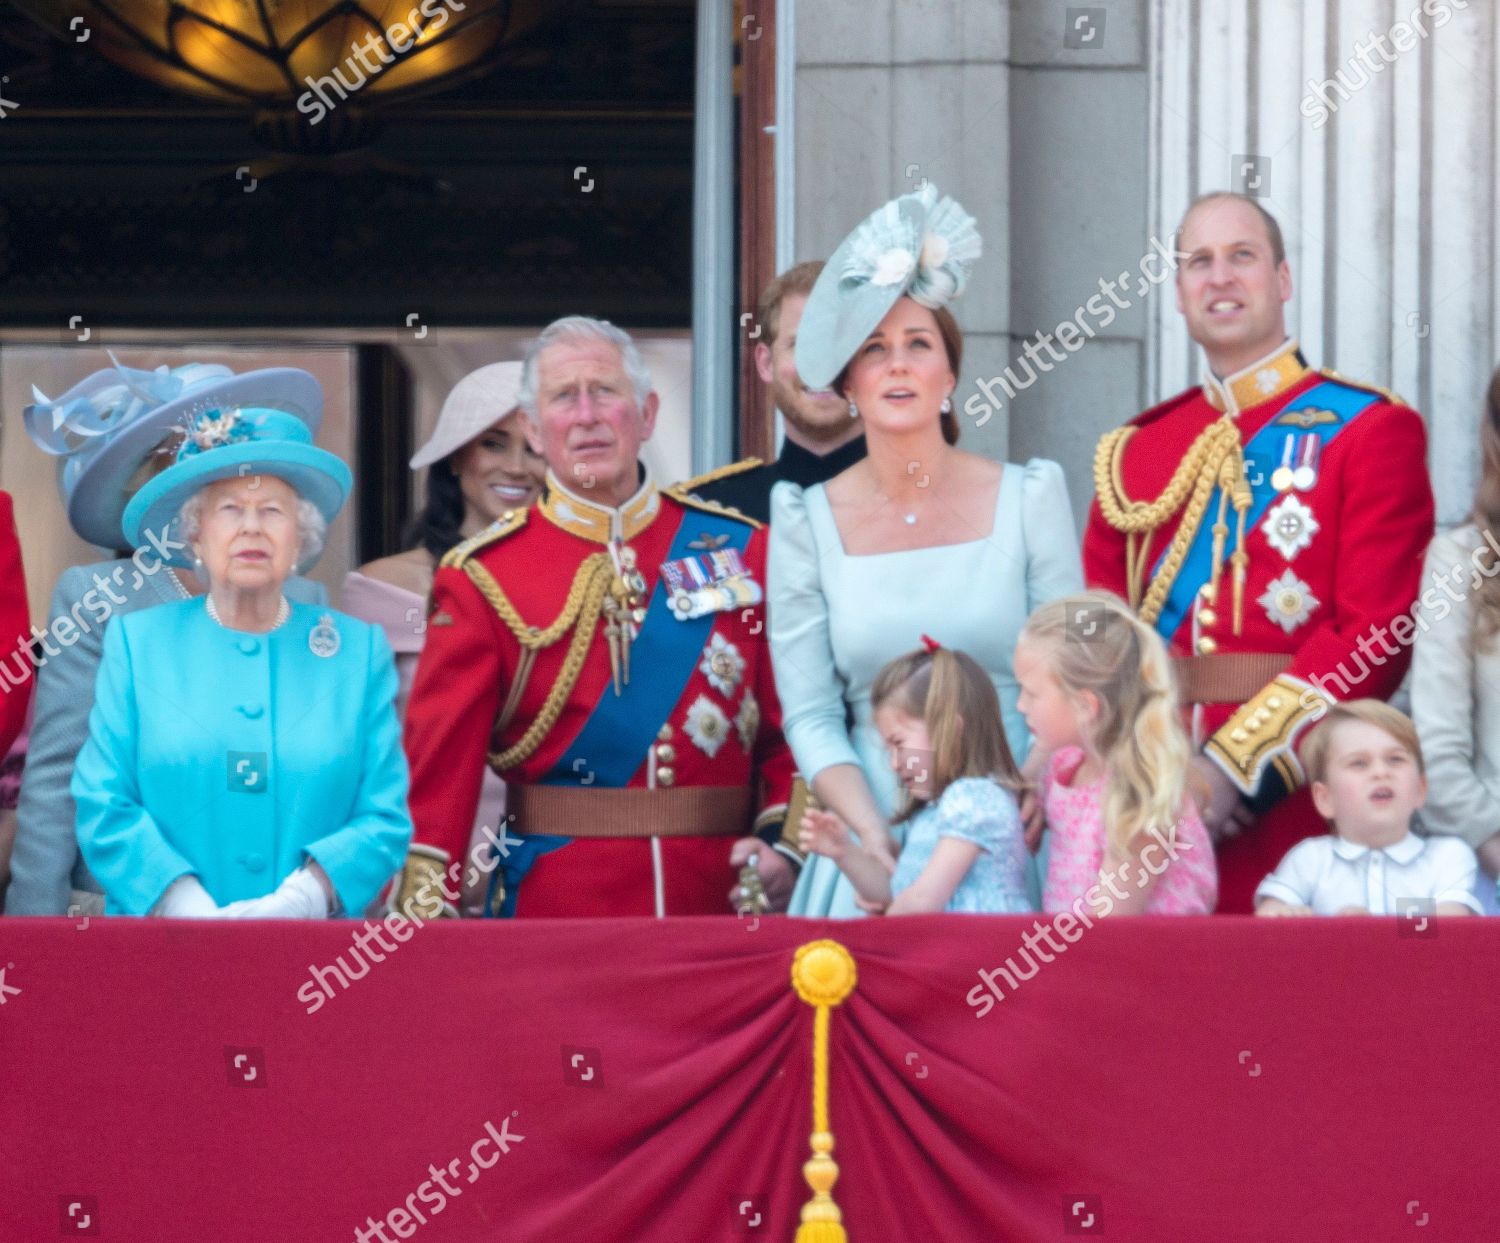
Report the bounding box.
[507,784,753,839]
[1173,653,1291,704]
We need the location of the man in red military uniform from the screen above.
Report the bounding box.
[1084,192,1435,912]
[395,316,797,918]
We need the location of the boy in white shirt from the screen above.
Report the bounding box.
[1255,700,1481,917]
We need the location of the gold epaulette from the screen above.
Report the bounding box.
[662,481,764,529]
[439,508,529,570]
[677,456,765,491]
[1319,367,1408,409]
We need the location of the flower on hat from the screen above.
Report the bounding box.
[872,247,916,287]
[794,181,985,391]
[180,408,250,457]
[907,188,981,309]
[919,232,950,271]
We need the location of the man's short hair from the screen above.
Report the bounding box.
[1175,191,1287,267]
[1303,699,1425,786]
[518,315,653,417]
[758,260,825,348]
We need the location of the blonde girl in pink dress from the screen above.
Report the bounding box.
[1015,590,1217,916]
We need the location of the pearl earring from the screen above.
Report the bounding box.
[940,396,953,414]
[848,399,859,419]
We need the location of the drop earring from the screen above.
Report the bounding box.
[940,395,953,414]
[848,399,859,419]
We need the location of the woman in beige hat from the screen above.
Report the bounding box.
[344,362,544,913]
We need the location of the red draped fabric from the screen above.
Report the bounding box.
[2,915,1495,1241]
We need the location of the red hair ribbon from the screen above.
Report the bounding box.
[920,634,941,653]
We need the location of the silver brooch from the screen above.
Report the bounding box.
[309,612,341,658]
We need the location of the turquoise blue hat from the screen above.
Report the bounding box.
[23,354,322,550]
[122,407,352,571]
[794,182,983,391]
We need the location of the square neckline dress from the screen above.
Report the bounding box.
[768,457,1084,918]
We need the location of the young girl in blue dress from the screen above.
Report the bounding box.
[798,639,1033,914]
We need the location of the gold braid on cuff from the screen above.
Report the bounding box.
[1204,673,1330,797]
[393,844,458,921]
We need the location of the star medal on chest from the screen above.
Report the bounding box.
[1258,569,1321,634]
[309,612,341,658]
[1262,494,1320,561]
[661,543,763,621]
[699,632,746,697]
[603,543,651,695]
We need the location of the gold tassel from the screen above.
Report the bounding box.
[1230,468,1252,635]
[1125,533,1143,610]
[1206,478,1231,605]
[791,940,858,1243]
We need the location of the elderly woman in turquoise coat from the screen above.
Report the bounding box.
[72,406,412,917]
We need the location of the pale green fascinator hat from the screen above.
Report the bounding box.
[794,182,982,391]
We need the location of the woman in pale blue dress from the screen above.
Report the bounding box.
[771,183,1083,917]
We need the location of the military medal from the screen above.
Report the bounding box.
[662,548,763,620]
[309,612,340,658]
[734,690,760,752]
[1270,434,1296,493]
[1262,494,1320,561]
[699,633,746,697]
[1291,433,1320,491]
[684,694,731,758]
[1258,569,1320,634]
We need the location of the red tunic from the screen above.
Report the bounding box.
[0,492,31,757]
[402,469,795,917]
[1084,344,1435,911]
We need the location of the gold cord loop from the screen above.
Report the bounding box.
[1092,415,1250,633]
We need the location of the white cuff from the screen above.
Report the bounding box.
[152,875,221,918]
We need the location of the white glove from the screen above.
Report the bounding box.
[221,867,332,920]
[152,875,225,918]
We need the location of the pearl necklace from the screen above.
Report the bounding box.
[205,594,291,632]
[166,568,191,600]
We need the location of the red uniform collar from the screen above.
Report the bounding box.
[537,464,661,544]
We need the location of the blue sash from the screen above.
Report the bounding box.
[489,508,755,915]
[1151,379,1380,642]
